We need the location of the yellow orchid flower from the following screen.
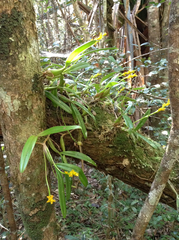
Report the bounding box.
[64,169,79,177]
[47,195,56,204]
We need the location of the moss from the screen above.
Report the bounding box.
[21,199,55,240]
[32,73,44,94]
[0,8,24,60]
[93,105,115,128]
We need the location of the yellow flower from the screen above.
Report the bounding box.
[157,107,166,112]
[47,195,56,204]
[118,87,125,94]
[122,70,136,76]
[64,169,79,177]
[127,74,137,78]
[94,32,107,41]
[157,99,170,112]
[162,99,170,108]
[93,73,101,78]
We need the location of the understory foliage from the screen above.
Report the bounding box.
[17,36,173,239]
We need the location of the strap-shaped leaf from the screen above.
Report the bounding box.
[65,174,72,201]
[78,47,118,62]
[56,169,67,218]
[58,94,72,103]
[56,163,88,187]
[65,40,96,67]
[61,151,96,166]
[64,62,90,74]
[135,109,151,131]
[38,125,81,137]
[20,135,38,173]
[100,72,117,83]
[72,101,95,121]
[79,170,88,187]
[45,91,72,114]
[135,132,161,149]
[43,145,54,164]
[71,104,87,139]
[122,114,134,129]
[48,139,61,156]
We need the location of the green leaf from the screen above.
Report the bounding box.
[38,125,81,137]
[65,174,72,201]
[64,62,90,74]
[43,145,54,164]
[118,96,136,102]
[100,72,117,83]
[79,170,88,187]
[61,151,96,166]
[122,114,134,129]
[45,91,72,114]
[80,47,118,60]
[132,87,145,90]
[20,135,38,173]
[56,163,88,187]
[105,82,118,88]
[56,169,67,218]
[176,195,179,213]
[135,109,151,131]
[51,88,58,107]
[72,101,95,121]
[58,94,72,103]
[71,104,87,139]
[135,132,160,149]
[65,40,96,67]
[48,139,61,156]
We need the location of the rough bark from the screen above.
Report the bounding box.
[131,1,179,239]
[148,0,161,85]
[0,148,17,240]
[0,1,57,240]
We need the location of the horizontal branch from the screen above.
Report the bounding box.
[46,101,177,209]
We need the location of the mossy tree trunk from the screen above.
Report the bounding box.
[0,1,57,240]
[46,103,178,210]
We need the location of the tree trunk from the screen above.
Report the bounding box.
[0,1,57,239]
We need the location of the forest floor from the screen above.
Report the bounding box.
[1,163,179,240]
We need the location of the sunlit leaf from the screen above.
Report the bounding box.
[176,195,179,213]
[20,135,38,173]
[64,62,90,74]
[61,151,96,166]
[100,72,117,83]
[105,82,118,88]
[79,47,118,60]
[45,91,72,114]
[38,125,81,137]
[65,40,96,67]
[71,104,87,139]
